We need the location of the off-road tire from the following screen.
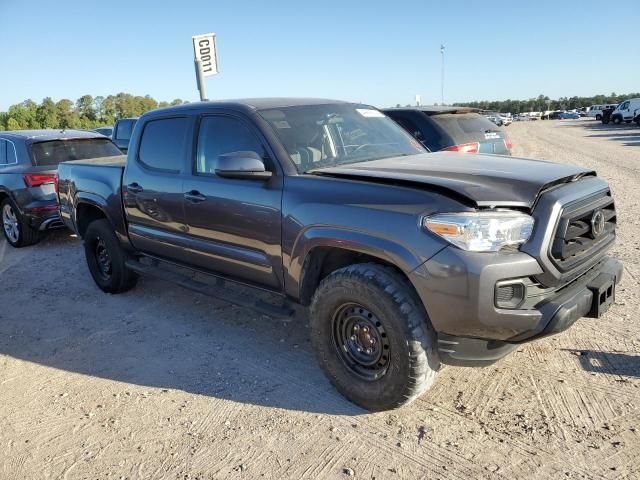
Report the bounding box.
[1,198,40,248]
[310,263,439,411]
[84,219,137,293]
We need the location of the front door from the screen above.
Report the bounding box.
[182,114,284,290]
[619,101,631,120]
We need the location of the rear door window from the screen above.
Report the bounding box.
[138,117,189,172]
[30,138,122,166]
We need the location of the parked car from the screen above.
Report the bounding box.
[112,117,138,153]
[559,112,580,120]
[610,98,640,125]
[544,111,564,120]
[93,126,113,137]
[587,104,618,121]
[57,98,621,411]
[484,112,512,127]
[0,129,122,247]
[383,106,512,155]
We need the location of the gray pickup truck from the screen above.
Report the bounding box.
[57,98,622,411]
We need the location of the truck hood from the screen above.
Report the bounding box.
[310,152,594,208]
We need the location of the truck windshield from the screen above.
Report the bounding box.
[259,104,425,173]
[31,138,123,166]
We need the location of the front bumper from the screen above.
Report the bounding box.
[410,250,622,366]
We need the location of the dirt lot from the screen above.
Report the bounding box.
[1,118,638,479]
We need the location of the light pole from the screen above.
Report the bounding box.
[440,44,445,105]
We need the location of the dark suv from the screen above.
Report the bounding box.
[0,130,122,247]
[383,106,512,155]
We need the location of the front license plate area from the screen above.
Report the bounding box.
[587,273,615,318]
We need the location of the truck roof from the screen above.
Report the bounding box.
[150,98,356,116]
[0,129,107,143]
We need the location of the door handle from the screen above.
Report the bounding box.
[184,190,207,203]
[126,183,143,194]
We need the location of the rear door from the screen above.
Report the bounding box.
[181,113,284,290]
[122,116,191,259]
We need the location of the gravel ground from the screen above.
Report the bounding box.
[0,118,638,479]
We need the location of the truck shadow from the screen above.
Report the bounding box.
[564,121,640,146]
[0,236,363,415]
[563,349,640,378]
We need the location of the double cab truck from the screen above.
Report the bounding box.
[57,98,622,411]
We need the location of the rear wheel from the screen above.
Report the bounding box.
[595,114,602,120]
[84,219,137,293]
[1,198,40,248]
[310,263,439,411]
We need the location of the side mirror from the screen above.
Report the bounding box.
[215,151,272,180]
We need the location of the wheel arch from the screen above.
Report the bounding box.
[74,193,113,238]
[290,227,426,306]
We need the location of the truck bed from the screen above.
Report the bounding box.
[57,157,127,237]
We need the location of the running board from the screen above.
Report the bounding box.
[124,258,296,319]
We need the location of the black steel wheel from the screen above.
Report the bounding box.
[94,237,113,281]
[332,303,391,381]
[84,219,137,293]
[310,263,439,411]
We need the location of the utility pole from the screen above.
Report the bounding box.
[440,44,445,105]
[194,59,209,101]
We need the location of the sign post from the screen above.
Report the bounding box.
[192,33,218,101]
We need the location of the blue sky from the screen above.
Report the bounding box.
[1,0,639,110]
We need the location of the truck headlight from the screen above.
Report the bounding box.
[423,211,534,252]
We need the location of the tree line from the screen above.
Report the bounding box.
[0,93,187,131]
[453,93,640,114]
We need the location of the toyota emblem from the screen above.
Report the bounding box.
[591,210,606,237]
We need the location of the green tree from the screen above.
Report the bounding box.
[76,94,97,123]
[36,97,58,129]
[6,117,21,130]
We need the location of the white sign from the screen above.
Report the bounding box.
[192,33,218,76]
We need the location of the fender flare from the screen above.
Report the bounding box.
[286,225,424,300]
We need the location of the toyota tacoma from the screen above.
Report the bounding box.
[57,99,622,411]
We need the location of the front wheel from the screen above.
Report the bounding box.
[84,219,137,293]
[310,263,439,411]
[613,116,622,125]
[595,114,602,121]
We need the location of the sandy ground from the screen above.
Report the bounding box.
[0,118,639,479]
